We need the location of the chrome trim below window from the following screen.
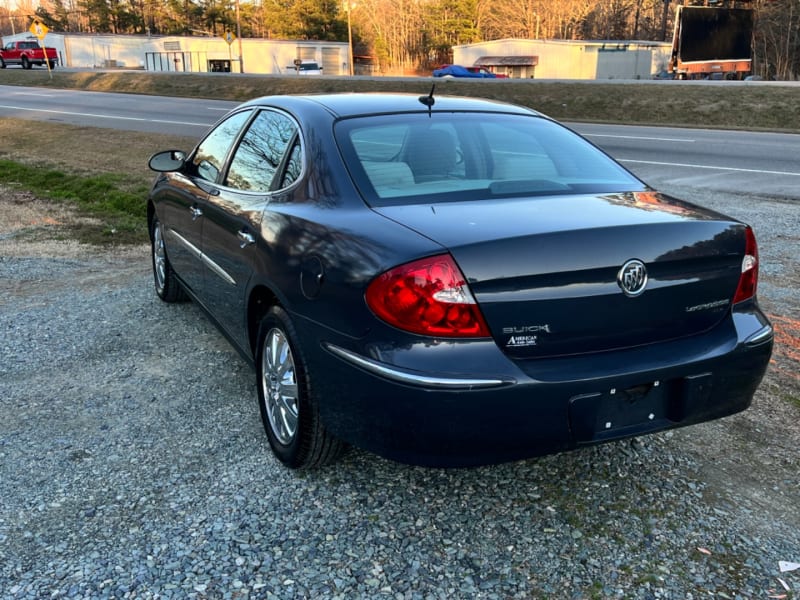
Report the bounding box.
[325,343,512,390]
[167,228,236,287]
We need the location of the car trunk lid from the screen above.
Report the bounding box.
[373,192,745,358]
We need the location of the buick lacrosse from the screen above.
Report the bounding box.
[147,92,773,468]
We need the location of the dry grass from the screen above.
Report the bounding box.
[0,118,195,179]
[2,69,799,132]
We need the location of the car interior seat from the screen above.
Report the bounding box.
[404,128,458,183]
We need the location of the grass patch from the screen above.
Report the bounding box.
[0,159,149,244]
[0,119,197,246]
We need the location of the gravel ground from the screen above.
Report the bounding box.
[1,185,798,599]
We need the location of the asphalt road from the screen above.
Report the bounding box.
[575,123,800,200]
[1,84,799,200]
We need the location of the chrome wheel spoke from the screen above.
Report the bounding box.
[279,381,298,399]
[262,328,299,445]
[153,223,166,289]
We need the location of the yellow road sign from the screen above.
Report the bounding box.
[224,31,236,46]
[30,21,49,40]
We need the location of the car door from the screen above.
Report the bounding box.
[200,108,303,351]
[160,109,253,297]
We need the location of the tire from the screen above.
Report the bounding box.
[150,216,186,303]
[21,56,31,69]
[256,306,345,469]
[0,57,5,69]
[47,60,56,69]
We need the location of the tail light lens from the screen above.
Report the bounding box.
[365,254,491,337]
[733,226,758,304]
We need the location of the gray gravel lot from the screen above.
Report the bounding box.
[1,185,799,599]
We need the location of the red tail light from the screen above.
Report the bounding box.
[733,226,758,304]
[366,254,491,337]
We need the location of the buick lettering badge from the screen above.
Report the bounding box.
[617,259,648,297]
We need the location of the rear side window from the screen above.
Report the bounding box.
[336,113,644,206]
[226,109,299,192]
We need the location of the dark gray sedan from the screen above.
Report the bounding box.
[147,93,773,469]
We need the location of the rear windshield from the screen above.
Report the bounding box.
[334,112,645,206]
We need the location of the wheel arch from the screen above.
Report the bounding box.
[146,200,157,241]
[247,284,282,357]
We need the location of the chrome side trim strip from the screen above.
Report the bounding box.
[324,343,511,390]
[168,228,236,287]
[744,325,773,346]
[168,228,202,259]
[203,254,236,287]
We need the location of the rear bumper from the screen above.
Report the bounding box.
[299,307,773,467]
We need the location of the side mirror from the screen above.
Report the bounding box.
[149,150,186,172]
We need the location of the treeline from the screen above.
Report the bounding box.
[2,0,797,79]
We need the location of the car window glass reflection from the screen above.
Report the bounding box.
[339,114,642,203]
[280,140,303,188]
[226,110,298,192]
[351,125,406,161]
[192,110,253,183]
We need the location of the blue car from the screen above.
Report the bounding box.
[147,93,773,469]
[433,64,497,78]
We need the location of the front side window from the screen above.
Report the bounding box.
[226,110,299,192]
[192,110,252,183]
[336,113,645,206]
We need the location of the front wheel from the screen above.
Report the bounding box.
[150,216,186,302]
[0,57,5,69]
[256,307,345,469]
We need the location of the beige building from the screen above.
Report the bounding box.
[453,38,672,80]
[0,32,349,75]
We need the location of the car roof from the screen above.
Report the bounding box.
[240,93,540,119]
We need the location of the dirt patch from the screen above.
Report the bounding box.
[0,184,148,288]
[0,186,103,257]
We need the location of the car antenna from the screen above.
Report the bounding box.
[418,84,435,117]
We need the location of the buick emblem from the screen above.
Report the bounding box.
[617,259,648,297]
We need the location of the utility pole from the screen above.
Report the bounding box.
[346,2,354,76]
[236,0,244,73]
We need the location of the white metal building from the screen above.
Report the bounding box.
[453,39,672,80]
[0,32,349,75]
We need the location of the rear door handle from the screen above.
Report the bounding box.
[189,206,203,220]
[237,230,255,248]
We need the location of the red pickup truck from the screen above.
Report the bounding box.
[0,40,58,69]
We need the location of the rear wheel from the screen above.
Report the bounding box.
[150,216,186,302]
[256,306,345,469]
[21,56,30,69]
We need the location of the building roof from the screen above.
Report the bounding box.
[473,55,538,67]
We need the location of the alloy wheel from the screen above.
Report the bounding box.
[262,328,299,445]
[153,221,167,293]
